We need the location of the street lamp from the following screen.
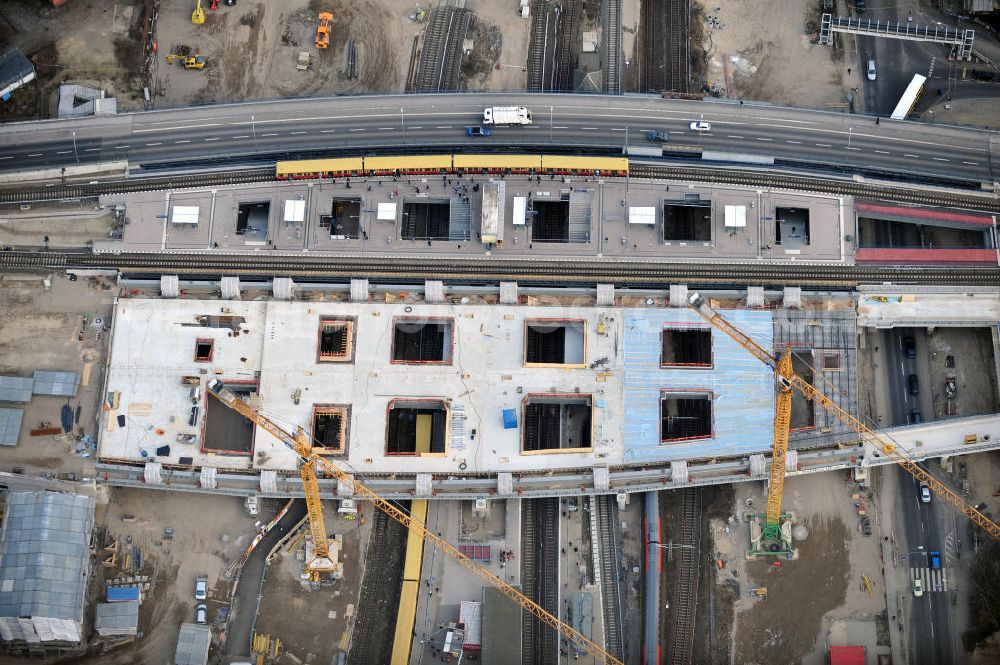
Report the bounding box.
[845,126,853,168]
[71,130,80,165]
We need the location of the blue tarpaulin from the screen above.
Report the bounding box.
[107,586,141,603]
[502,409,518,429]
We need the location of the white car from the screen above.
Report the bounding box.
[689,121,712,132]
[920,484,931,503]
[867,59,877,81]
[194,576,207,601]
[912,578,923,597]
[195,604,207,624]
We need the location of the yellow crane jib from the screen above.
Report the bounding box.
[207,380,337,577]
[205,379,623,665]
[686,292,1000,541]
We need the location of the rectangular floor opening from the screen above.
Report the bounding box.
[660,392,712,442]
[525,320,585,365]
[236,201,270,243]
[663,202,712,242]
[530,200,571,242]
[312,405,348,454]
[203,382,256,455]
[391,318,453,364]
[522,395,592,453]
[320,198,362,239]
[401,199,452,240]
[857,218,991,249]
[318,319,354,362]
[661,329,712,367]
[776,207,810,248]
[790,351,815,430]
[386,399,448,455]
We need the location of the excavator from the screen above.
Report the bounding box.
[205,379,623,664]
[315,12,333,50]
[687,292,1000,541]
[165,54,207,70]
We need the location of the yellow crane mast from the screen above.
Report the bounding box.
[754,348,795,555]
[687,293,1000,540]
[206,379,622,665]
[208,381,338,577]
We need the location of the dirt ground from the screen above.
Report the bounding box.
[0,273,118,478]
[926,327,1000,420]
[694,0,847,107]
[253,510,372,664]
[70,489,274,665]
[717,470,888,664]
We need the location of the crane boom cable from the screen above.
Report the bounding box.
[207,381,622,665]
[688,295,1000,540]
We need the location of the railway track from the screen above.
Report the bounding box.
[522,497,560,665]
[666,488,702,665]
[526,1,550,91]
[594,496,625,662]
[664,0,689,93]
[3,250,999,287]
[602,0,623,94]
[347,508,408,665]
[414,5,470,92]
[553,0,580,91]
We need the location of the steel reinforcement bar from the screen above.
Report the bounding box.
[3,250,999,287]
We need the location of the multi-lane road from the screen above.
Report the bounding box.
[0,94,997,185]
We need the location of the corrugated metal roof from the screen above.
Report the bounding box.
[0,49,35,98]
[0,408,23,446]
[95,601,139,636]
[623,308,775,463]
[0,376,33,403]
[32,371,80,397]
[175,623,211,665]
[0,492,95,641]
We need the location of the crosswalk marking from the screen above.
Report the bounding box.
[912,566,948,592]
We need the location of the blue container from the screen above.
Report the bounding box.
[502,409,518,429]
[107,586,141,602]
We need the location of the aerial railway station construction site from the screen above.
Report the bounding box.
[3,0,1000,664]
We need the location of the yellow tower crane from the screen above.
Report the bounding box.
[687,293,1000,541]
[206,379,623,665]
[192,0,206,25]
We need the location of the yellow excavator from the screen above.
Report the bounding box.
[205,379,623,664]
[166,54,207,70]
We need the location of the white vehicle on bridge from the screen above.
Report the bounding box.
[689,120,711,132]
[483,106,532,125]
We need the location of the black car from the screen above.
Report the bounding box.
[908,374,919,396]
[903,336,916,359]
[971,70,995,82]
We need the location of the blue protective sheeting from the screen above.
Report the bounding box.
[502,408,518,429]
[622,308,775,463]
[107,586,141,603]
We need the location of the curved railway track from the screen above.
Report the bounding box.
[2,250,999,287]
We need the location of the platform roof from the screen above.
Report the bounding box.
[0,492,95,643]
[100,298,783,475]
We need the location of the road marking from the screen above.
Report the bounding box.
[874,150,890,154]
[133,123,222,133]
[320,129,337,133]
[756,137,773,142]
[291,131,308,135]
[56,150,73,155]
[728,135,744,139]
[435,126,451,129]
[27,153,42,157]
[408,126,422,130]
[815,143,832,147]
[232,135,250,139]
[932,157,949,162]
[846,146,861,151]
[204,137,220,141]
[350,128,367,132]
[146,142,162,146]
[611,128,626,132]
[114,145,130,149]
[553,125,568,129]
[175,140,191,144]
[785,140,802,144]
[377,127,394,131]
[904,153,919,158]
[962,160,977,165]
[0,156,11,160]
[261,133,279,137]
[84,148,101,152]
[581,127,598,130]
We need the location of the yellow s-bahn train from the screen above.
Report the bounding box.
[275,154,629,180]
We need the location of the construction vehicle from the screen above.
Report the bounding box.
[687,293,1000,541]
[315,12,333,50]
[192,0,205,24]
[165,54,207,70]
[205,380,621,664]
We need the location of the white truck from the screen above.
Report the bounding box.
[483,106,532,126]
